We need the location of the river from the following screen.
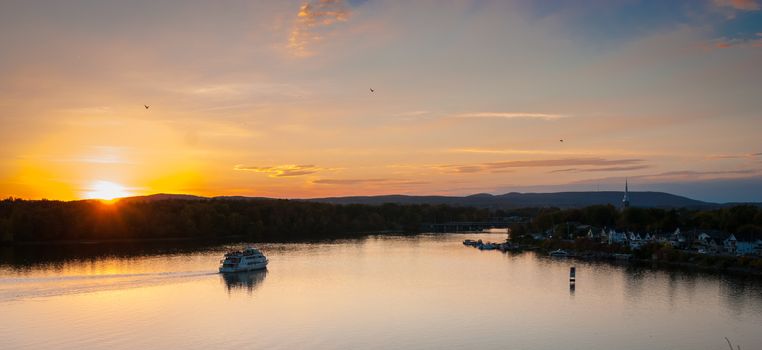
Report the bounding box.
[1,233,761,349]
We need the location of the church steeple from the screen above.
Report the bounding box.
[622,178,630,209]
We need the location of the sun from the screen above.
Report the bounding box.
[84,181,131,201]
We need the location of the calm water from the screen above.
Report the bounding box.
[2,233,762,350]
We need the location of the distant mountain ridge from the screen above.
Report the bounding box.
[113,191,744,209]
[306,191,716,209]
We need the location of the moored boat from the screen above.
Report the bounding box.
[463,239,478,246]
[478,242,498,250]
[219,246,268,273]
[549,249,569,257]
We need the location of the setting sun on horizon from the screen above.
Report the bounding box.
[83,181,131,201]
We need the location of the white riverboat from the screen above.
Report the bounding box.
[219,246,268,273]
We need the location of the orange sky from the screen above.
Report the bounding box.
[0,1,761,202]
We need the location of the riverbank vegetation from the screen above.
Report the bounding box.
[508,204,762,238]
[2,197,761,247]
[0,197,490,244]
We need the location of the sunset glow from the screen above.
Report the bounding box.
[83,181,131,201]
[0,1,760,202]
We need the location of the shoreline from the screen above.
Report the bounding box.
[1,235,246,246]
[531,246,762,278]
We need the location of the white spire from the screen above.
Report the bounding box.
[622,178,630,208]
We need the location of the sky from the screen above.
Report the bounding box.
[0,0,761,203]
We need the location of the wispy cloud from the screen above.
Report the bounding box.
[575,169,761,185]
[289,0,350,57]
[706,153,762,160]
[484,158,643,170]
[434,158,645,174]
[551,165,650,173]
[394,110,431,117]
[641,169,759,180]
[234,164,322,177]
[454,112,570,120]
[313,178,427,186]
[450,148,590,156]
[708,37,762,49]
[713,0,760,11]
[550,168,577,173]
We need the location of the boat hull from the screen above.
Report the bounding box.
[219,261,268,273]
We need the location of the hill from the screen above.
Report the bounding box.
[114,191,741,209]
[306,191,716,209]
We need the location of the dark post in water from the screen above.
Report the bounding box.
[570,266,576,283]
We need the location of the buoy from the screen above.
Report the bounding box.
[570,266,576,283]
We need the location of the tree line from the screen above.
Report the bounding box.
[1,197,761,244]
[509,204,762,239]
[0,198,491,243]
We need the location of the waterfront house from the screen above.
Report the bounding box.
[733,232,762,256]
[628,232,643,249]
[599,228,609,243]
[736,240,757,255]
[724,234,737,254]
[669,228,687,249]
[697,230,728,254]
[608,229,627,245]
[586,227,607,241]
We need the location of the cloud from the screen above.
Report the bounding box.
[484,158,643,170]
[234,164,322,177]
[713,0,760,11]
[553,165,651,173]
[454,112,569,120]
[289,0,350,57]
[573,169,761,185]
[709,37,762,49]
[394,110,431,117]
[313,178,427,185]
[706,153,762,160]
[450,148,574,156]
[450,166,484,174]
[584,165,650,172]
[639,169,759,180]
[434,158,645,174]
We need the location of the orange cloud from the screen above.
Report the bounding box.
[713,0,760,10]
[484,158,643,170]
[234,164,322,177]
[313,178,427,186]
[550,165,650,173]
[454,112,569,120]
[432,158,645,174]
[289,0,350,56]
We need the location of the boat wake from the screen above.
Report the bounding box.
[0,270,218,302]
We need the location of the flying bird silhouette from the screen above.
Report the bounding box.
[370,88,374,93]
[144,105,149,109]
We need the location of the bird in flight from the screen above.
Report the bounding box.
[144,105,150,109]
[370,88,374,93]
